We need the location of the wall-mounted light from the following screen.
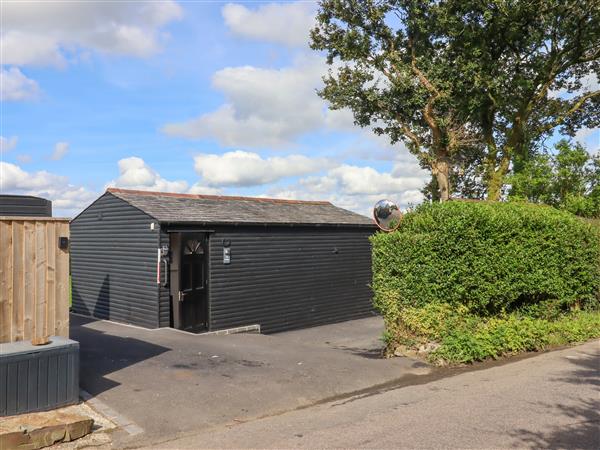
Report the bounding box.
[223,240,231,264]
[223,247,231,264]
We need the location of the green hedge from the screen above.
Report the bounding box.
[371,201,600,363]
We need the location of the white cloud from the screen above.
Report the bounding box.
[0,161,96,215]
[324,108,357,131]
[51,186,97,214]
[301,164,427,196]
[0,135,18,152]
[107,156,188,192]
[162,56,351,147]
[188,183,222,195]
[16,154,32,164]
[193,150,333,187]
[51,141,69,161]
[1,32,66,67]
[0,161,64,191]
[549,73,599,99]
[1,67,40,101]
[580,73,600,91]
[105,153,427,217]
[222,2,315,47]
[575,128,598,141]
[266,186,424,218]
[264,163,428,216]
[340,127,423,163]
[1,1,183,67]
[574,127,599,153]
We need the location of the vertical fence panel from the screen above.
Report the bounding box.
[0,221,12,342]
[55,222,70,337]
[23,221,36,339]
[46,223,56,335]
[34,221,47,341]
[0,218,69,344]
[11,221,24,341]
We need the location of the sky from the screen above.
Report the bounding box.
[1,1,598,217]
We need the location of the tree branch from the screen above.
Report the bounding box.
[408,36,441,97]
[540,89,600,133]
[394,117,434,165]
[406,35,445,152]
[400,124,422,150]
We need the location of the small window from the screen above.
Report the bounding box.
[183,239,204,255]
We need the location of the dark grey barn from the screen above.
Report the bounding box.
[0,194,52,217]
[71,188,376,333]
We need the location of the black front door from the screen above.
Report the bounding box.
[179,233,208,332]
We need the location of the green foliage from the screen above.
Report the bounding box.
[371,201,600,364]
[563,193,600,219]
[509,140,600,218]
[429,309,600,364]
[390,302,600,364]
[508,152,554,204]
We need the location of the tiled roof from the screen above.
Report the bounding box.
[107,188,375,227]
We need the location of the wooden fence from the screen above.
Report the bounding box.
[0,217,70,344]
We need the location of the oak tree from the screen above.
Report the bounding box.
[311,0,479,201]
[449,0,600,199]
[311,0,600,201]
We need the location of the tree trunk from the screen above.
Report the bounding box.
[487,174,503,201]
[432,158,451,201]
[486,153,511,201]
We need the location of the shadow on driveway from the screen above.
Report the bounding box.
[71,315,170,395]
[71,314,430,447]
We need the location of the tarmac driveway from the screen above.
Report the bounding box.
[71,314,430,447]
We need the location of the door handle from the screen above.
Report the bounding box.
[162,259,169,287]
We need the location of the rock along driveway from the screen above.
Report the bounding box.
[70,314,429,447]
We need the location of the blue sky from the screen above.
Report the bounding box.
[1,1,598,217]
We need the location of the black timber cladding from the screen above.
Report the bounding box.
[205,226,374,333]
[70,192,161,328]
[0,194,52,217]
[74,189,376,333]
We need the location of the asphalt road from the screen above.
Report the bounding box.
[71,315,429,448]
[150,340,600,449]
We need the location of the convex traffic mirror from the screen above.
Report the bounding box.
[373,199,402,231]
